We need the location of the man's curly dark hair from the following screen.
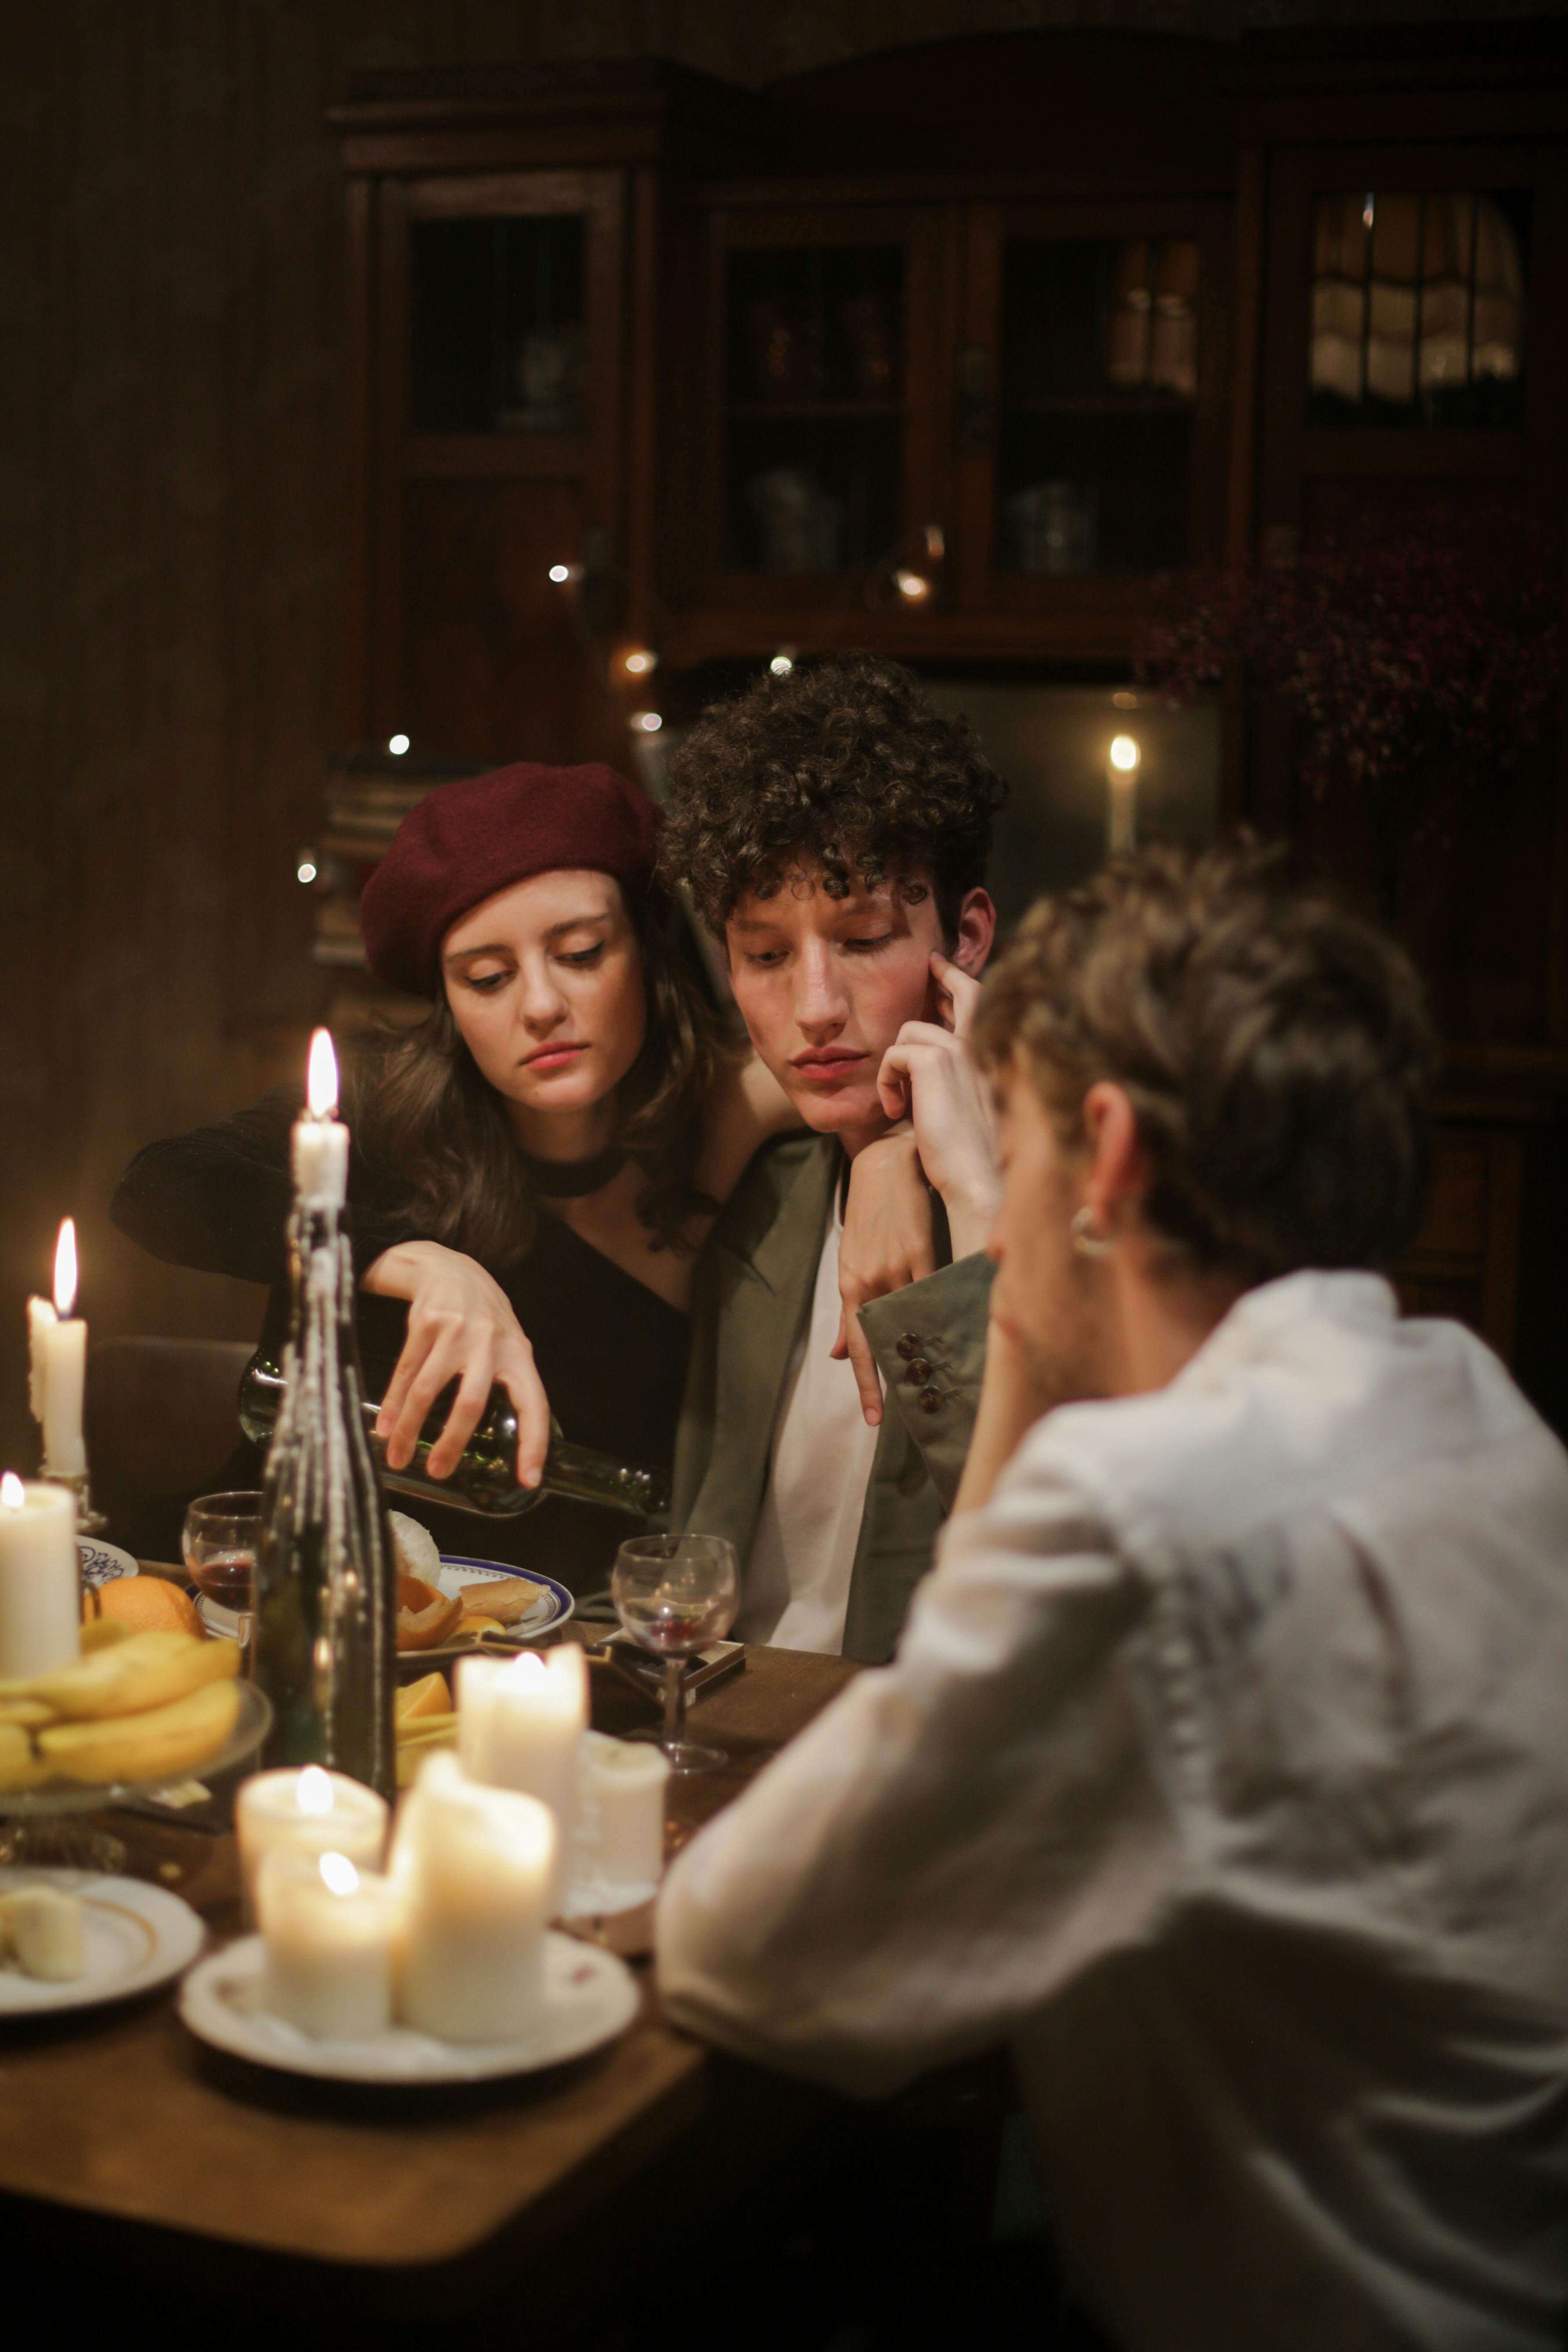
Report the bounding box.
[660,657,1008,935]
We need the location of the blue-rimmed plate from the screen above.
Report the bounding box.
[418,1556,574,1667]
[78,1538,137,1590]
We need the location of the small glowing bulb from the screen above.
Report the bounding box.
[297,1766,333,1816]
[894,568,930,602]
[1,1473,24,1510]
[1109,735,1141,774]
[632,711,663,733]
[548,563,570,584]
[318,1851,359,1897]
[387,733,410,757]
[769,651,795,677]
[296,859,318,885]
[623,649,657,677]
[306,1029,339,1121]
[53,1219,77,1320]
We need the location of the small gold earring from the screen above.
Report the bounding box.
[1071,1206,1115,1259]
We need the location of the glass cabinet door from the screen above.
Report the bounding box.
[700,209,946,610]
[997,236,1200,577]
[409,212,587,436]
[722,243,904,573]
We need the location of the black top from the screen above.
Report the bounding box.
[109,1087,690,1594]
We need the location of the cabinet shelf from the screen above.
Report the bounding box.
[403,433,588,478]
[725,400,902,420]
[1003,392,1196,417]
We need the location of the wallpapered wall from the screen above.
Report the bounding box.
[0,0,1554,1470]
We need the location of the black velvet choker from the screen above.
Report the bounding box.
[522,1144,627,1199]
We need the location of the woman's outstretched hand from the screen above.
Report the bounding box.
[833,1125,938,1426]
[874,953,1001,1262]
[361,1241,552,1487]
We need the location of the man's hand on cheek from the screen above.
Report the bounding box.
[833,1127,938,1424]
[876,953,1002,1261]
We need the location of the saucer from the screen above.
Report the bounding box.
[179,1928,638,2082]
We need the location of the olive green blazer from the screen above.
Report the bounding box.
[671,1134,993,1664]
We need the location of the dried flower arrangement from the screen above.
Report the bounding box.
[1135,523,1564,916]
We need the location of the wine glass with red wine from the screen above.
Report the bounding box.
[611,1534,739,1774]
[182,1490,262,1655]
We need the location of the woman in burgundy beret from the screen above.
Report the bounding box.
[110,761,905,1588]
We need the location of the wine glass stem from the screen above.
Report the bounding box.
[663,1657,685,1754]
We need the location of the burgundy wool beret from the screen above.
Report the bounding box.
[360,761,661,996]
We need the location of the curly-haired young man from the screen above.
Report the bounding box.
[661,841,1568,2351]
[660,657,1008,1661]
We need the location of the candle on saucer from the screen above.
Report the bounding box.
[0,1474,79,1679]
[292,1028,350,1207]
[573,1731,669,1895]
[458,1645,586,1903]
[27,1220,87,1479]
[393,1750,555,2043]
[236,1765,389,1912]
[257,1847,400,2040]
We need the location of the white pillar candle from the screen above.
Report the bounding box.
[27,1220,87,1478]
[393,1750,555,2043]
[236,1765,389,1912]
[257,1847,399,2040]
[571,1731,669,1897]
[458,1644,587,1904]
[1106,734,1141,859]
[292,1028,350,1206]
[0,1475,79,1679]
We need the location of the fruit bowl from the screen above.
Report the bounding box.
[0,1681,272,1818]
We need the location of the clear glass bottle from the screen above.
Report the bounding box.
[239,1352,670,1523]
[251,1203,398,1800]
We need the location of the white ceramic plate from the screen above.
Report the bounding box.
[0,1866,205,2014]
[180,1927,638,2083]
[78,1539,137,1590]
[562,1872,659,1920]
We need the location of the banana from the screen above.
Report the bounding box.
[80,1618,133,1655]
[0,1723,47,1790]
[38,1677,241,1786]
[0,1696,55,1728]
[27,1630,238,1722]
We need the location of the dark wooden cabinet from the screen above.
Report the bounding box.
[329,32,1568,1389]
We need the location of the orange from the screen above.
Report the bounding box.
[84,1576,205,1640]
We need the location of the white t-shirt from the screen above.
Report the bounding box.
[736,1196,881,1655]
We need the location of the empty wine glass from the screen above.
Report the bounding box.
[611,1534,739,1774]
[182,1491,262,1655]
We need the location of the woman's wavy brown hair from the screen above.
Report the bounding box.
[346,884,737,1269]
[661,657,1007,934]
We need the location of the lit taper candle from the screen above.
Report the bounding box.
[27,1220,87,1478]
[293,1028,350,1206]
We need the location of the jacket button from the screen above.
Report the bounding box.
[896,1333,921,1360]
[906,1358,932,1385]
[917,1387,944,1414]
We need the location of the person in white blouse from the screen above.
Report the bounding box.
[658,840,1568,2352]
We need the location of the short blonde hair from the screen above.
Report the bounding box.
[974,840,1437,1282]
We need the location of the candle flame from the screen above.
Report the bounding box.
[318,1850,359,1896]
[1109,734,1141,775]
[53,1219,78,1318]
[298,1764,334,1815]
[0,1473,24,1510]
[503,1650,548,1687]
[306,1028,339,1121]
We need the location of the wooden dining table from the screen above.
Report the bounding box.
[0,1616,912,2338]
